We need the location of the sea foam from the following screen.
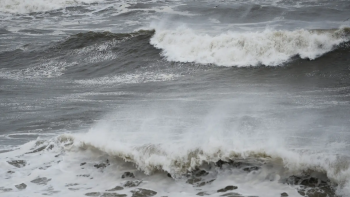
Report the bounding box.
[150,27,349,67]
[0,0,105,14]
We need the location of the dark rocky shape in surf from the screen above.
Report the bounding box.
[94,163,107,169]
[77,174,90,177]
[298,188,333,197]
[101,193,127,197]
[123,180,142,187]
[216,159,231,168]
[68,188,80,191]
[217,185,238,192]
[0,149,12,153]
[186,169,212,187]
[44,186,59,195]
[65,183,79,187]
[197,191,210,196]
[0,187,13,192]
[85,192,126,196]
[31,177,51,185]
[121,172,135,178]
[186,167,215,187]
[94,159,110,169]
[281,192,288,196]
[15,183,27,190]
[106,186,124,191]
[215,160,261,172]
[301,177,321,187]
[242,166,260,172]
[7,171,15,174]
[7,160,26,168]
[196,179,215,187]
[220,192,242,197]
[186,177,202,184]
[85,192,101,196]
[80,162,86,166]
[131,188,157,197]
[39,165,51,170]
[26,144,55,154]
[47,144,54,150]
[193,169,209,177]
[285,176,336,197]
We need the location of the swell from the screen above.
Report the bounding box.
[1,28,349,81]
[0,30,158,80]
[54,28,350,78]
[42,27,350,57]
[54,30,155,50]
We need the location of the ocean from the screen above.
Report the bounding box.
[1,0,350,197]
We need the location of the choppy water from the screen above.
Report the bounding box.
[1,0,350,197]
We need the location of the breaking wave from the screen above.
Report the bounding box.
[65,135,350,185]
[2,133,349,196]
[150,27,350,67]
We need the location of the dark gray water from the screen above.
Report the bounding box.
[1,1,350,197]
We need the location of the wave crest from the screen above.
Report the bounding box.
[150,27,350,67]
[2,134,349,196]
[56,134,350,190]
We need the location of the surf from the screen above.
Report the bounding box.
[150,27,350,67]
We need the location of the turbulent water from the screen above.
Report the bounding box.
[1,0,350,197]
